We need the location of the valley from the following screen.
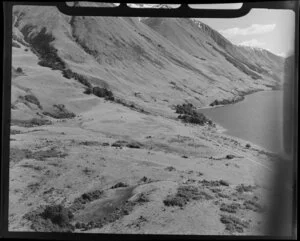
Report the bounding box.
[9,3,287,235]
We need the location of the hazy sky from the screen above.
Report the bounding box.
[197,6,295,57]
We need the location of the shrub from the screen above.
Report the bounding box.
[163,185,214,207]
[92,87,113,99]
[111,182,128,189]
[245,144,251,148]
[24,94,41,108]
[175,103,212,126]
[16,67,23,73]
[236,184,255,193]
[220,203,240,213]
[43,104,75,119]
[41,205,73,227]
[220,214,249,233]
[83,88,92,95]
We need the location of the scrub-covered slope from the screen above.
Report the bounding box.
[12,3,285,120]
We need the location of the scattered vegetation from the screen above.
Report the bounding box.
[62,69,92,88]
[225,154,235,159]
[114,98,147,113]
[235,184,256,193]
[175,103,213,126]
[9,147,32,166]
[111,140,143,149]
[220,202,241,213]
[28,148,68,161]
[220,214,249,233]
[135,193,149,203]
[24,94,42,109]
[111,182,128,189]
[243,199,264,213]
[209,96,244,107]
[69,190,104,212]
[10,129,22,135]
[199,179,229,187]
[42,205,74,226]
[245,143,251,149]
[164,166,176,172]
[78,141,100,146]
[163,185,214,207]
[24,205,74,232]
[21,26,66,70]
[11,118,51,127]
[16,67,23,73]
[43,104,75,119]
[92,86,114,101]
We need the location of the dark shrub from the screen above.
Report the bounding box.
[16,67,23,73]
[220,214,249,233]
[176,103,212,126]
[111,182,128,189]
[92,87,113,99]
[21,26,66,71]
[41,205,73,227]
[62,69,92,88]
[24,94,41,108]
[83,88,92,95]
[226,154,235,159]
[245,144,251,148]
[164,185,214,207]
[236,184,256,193]
[43,104,75,119]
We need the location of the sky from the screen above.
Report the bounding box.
[195,4,295,57]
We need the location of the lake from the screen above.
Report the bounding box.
[200,90,284,153]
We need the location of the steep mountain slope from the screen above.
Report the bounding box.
[11,3,285,120]
[144,17,284,84]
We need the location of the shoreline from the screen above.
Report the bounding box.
[198,89,282,155]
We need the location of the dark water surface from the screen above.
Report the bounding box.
[200,90,284,153]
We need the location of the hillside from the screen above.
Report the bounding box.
[11,3,285,120]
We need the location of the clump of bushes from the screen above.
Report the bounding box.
[220,214,249,233]
[243,200,264,212]
[62,69,92,88]
[16,67,23,73]
[24,94,42,109]
[92,87,114,101]
[11,118,51,127]
[175,103,213,126]
[163,185,214,207]
[41,205,73,227]
[235,184,256,193]
[220,202,241,213]
[111,182,128,189]
[209,96,244,107]
[69,190,104,212]
[43,104,75,119]
[111,140,143,149]
[83,88,92,95]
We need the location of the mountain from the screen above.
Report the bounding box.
[11,3,285,120]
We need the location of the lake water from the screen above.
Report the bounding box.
[200,90,284,153]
